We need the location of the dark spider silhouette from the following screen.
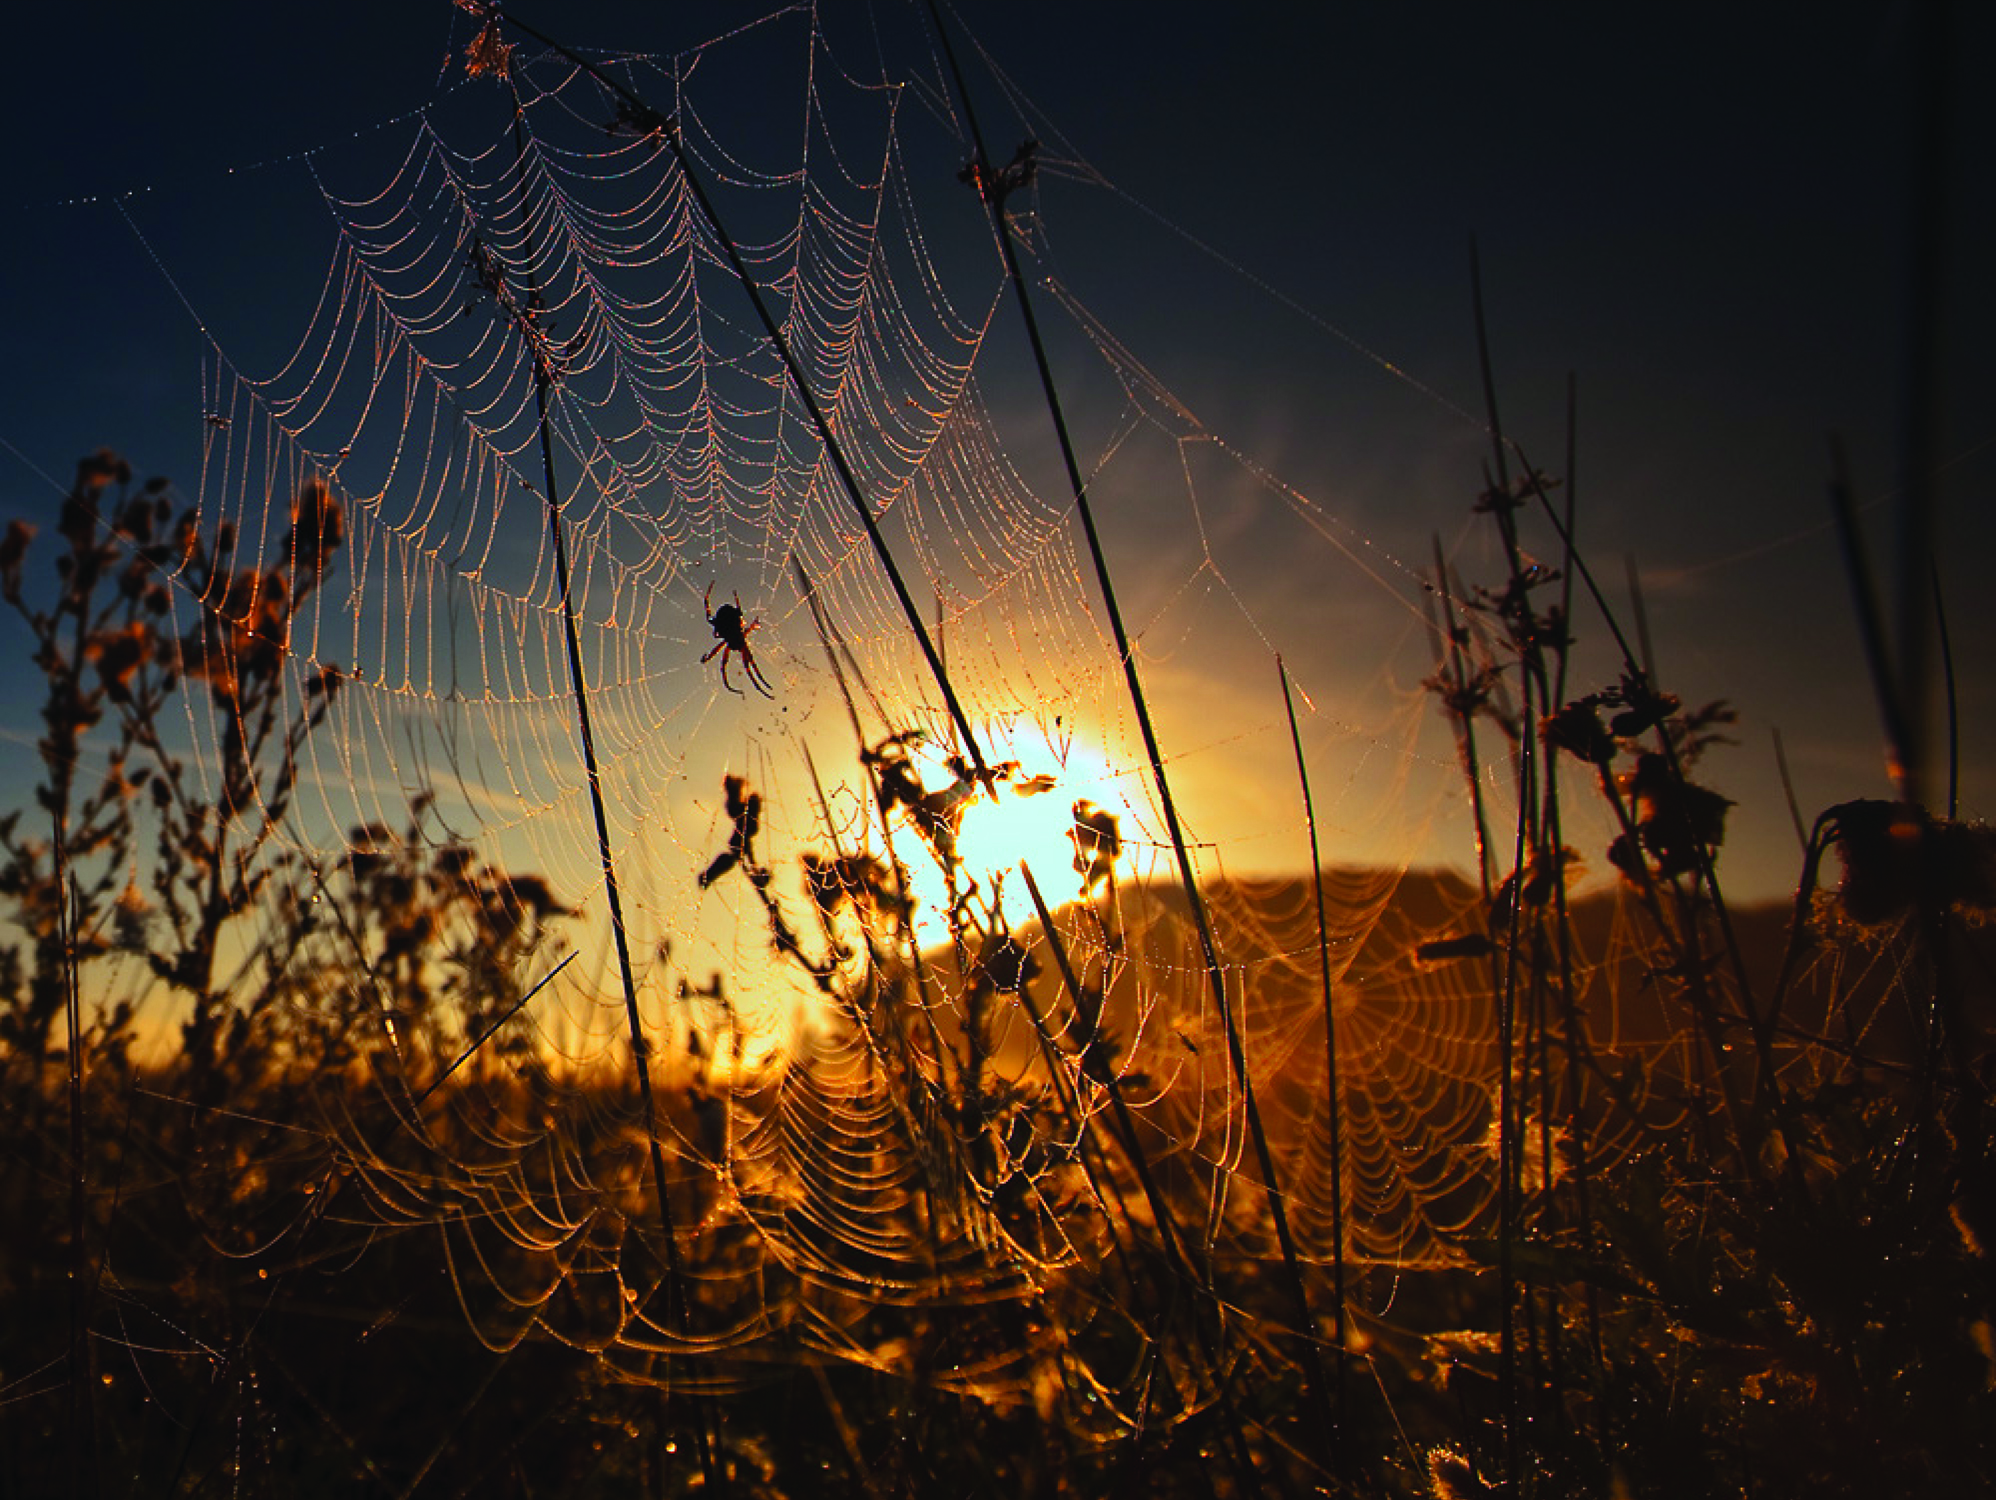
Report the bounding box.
[703,584,774,697]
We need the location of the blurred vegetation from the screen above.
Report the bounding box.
[1,448,1992,1497]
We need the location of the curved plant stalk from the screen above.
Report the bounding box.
[1019,861,1264,1499]
[498,86,718,1492]
[919,7,1338,1460]
[1277,658,1350,1458]
[1932,559,1958,818]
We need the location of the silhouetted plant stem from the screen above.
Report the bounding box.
[58,838,94,1500]
[1536,373,1588,1412]
[748,742,996,1270]
[1512,455,1797,1184]
[1773,728,1811,854]
[1555,375,1606,1403]
[922,0,1336,1459]
[1624,554,1657,685]
[1495,670,1529,1495]
[397,1350,511,1499]
[1018,862,1264,1500]
[1586,761,1756,1151]
[1277,658,1350,1446]
[1542,777,1606,1381]
[1893,0,1954,819]
[1006,954,1136,1257]
[251,1341,394,1490]
[1470,237,1511,496]
[1470,245,1524,1493]
[808,1362,881,1497]
[164,1144,353,1498]
[1608,548,1781,1107]
[1429,538,1496,900]
[1518,479,1642,681]
[1829,440,1916,803]
[791,742,950,1190]
[1626,717,1785,1170]
[1552,374,1580,714]
[1932,559,1958,818]
[1016,870,1201,1302]
[500,96,717,1494]
[1768,817,1838,1043]
[982,895,1164,1358]
[1827,433,1967,1116]
[791,556,959,1088]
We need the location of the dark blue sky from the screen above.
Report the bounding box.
[1,1,1990,901]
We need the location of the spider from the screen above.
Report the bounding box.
[702,584,774,698]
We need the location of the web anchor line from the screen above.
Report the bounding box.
[923,0,1341,1465]
[482,1,994,795]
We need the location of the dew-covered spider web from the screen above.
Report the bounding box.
[44,0,1774,1468]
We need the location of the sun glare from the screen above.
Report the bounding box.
[894,733,1131,940]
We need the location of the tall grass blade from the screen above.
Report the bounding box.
[1773,728,1810,853]
[1494,677,1529,1496]
[793,554,956,1073]
[1430,537,1496,899]
[1551,372,1606,1407]
[59,848,94,1500]
[1624,554,1657,686]
[1469,235,1511,494]
[1932,559,1959,818]
[1276,657,1350,1453]
[1893,0,1955,819]
[503,90,719,1492]
[1514,453,1790,1179]
[1469,241,1522,1495]
[1018,862,1264,1498]
[1829,439,1916,802]
[922,0,1336,1461]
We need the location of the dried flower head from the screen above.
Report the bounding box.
[1544,698,1616,767]
[463,14,513,80]
[1069,800,1121,892]
[287,478,345,582]
[1825,799,1996,924]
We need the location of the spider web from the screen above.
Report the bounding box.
[33,0,1735,1469]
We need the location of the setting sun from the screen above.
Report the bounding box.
[7,0,1989,1492]
[888,730,1133,939]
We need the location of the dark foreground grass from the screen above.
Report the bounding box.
[2,444,1992,1498]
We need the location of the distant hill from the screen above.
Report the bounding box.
[918,863,1994,1266]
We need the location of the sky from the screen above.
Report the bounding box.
[0,0,1991,922]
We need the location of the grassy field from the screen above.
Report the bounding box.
[2,443,1992,1498]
